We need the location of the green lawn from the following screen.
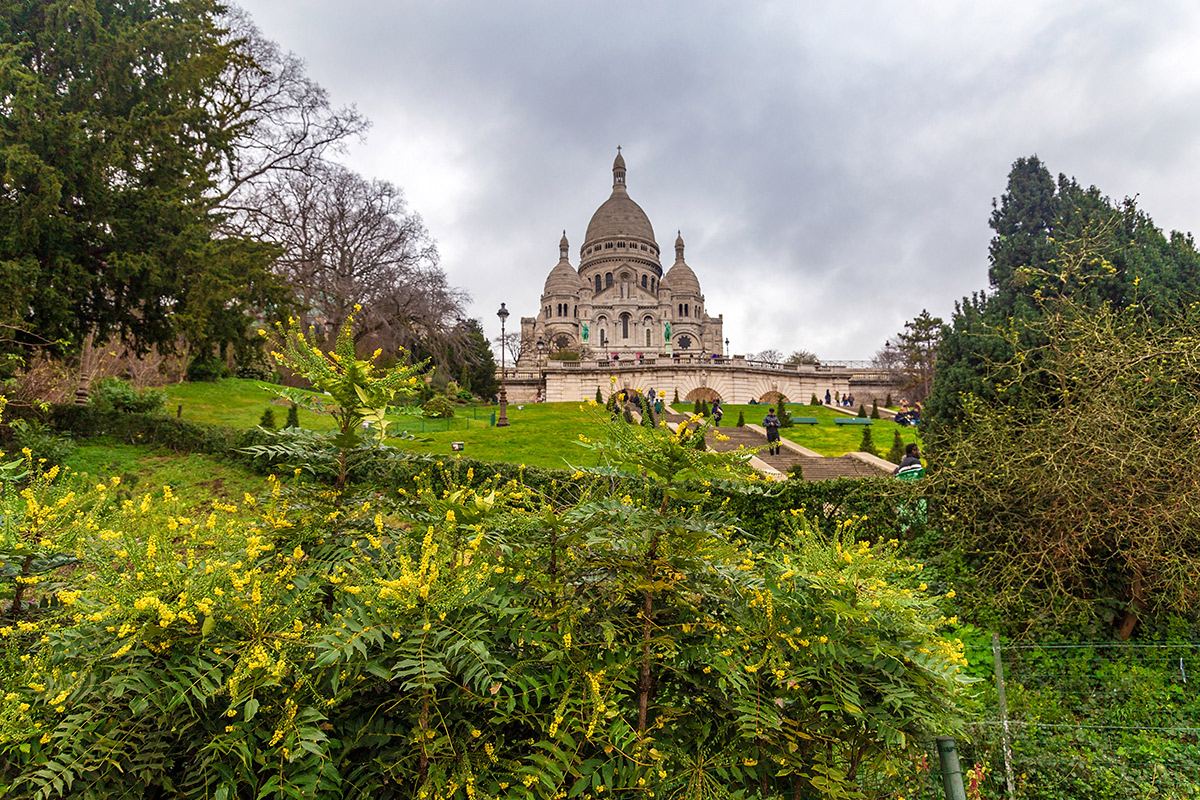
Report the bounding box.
[161,380,608,471]
[64,440,268,509]
[678,402,922,457]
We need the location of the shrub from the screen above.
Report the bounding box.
[8,417,75,466]
[776,396,794,428]
[885,392,893,407]
[857,403,867,418]
[736,410,745,427]
[548,349,580,361]
[787,463,805,480]
[871,398,880,419]
[88,377,165,415]
[700,400,710,417]
[186,354,228,382]
[888,429,905,463]
[595,387,603,404]
[622,405,634,424]
[859,425,878,456]
[640,396,655,429]
[693,398,702,415]
[0,410,969,799]
[421,396,455,419]
[810,393,821,405]
[673,387,679,403]
[285,403,300,429]
[258,407,277,429]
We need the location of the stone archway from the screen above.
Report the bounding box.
[684,387,721,402]
[760,390,788,404]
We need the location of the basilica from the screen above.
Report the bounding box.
[518,152,723,365]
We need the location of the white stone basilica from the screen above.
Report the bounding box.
[518,152,723,365]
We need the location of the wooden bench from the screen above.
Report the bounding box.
[833,417,872,426]
[791,417,818,425]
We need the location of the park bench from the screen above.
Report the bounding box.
[791,417,818,425]
[833,417,872,426]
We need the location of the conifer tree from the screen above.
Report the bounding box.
[259,407,277,429]
[775,396,794,428]
[887,430,905,464]
[596,387,603,404]
[736,411,745,427]
[857,404,867,418]
[285,403,300,428]
[885,392,893,408]
[673,388,680,404]
[870,399,880,419]
[858,426,877,456]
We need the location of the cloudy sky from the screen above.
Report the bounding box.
[233,0,1200,361]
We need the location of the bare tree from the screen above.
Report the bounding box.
[754,348,784,364]
[495,332,524,365]
[874,310,943,402]
[785,349,819,364]
[246,162,465,355]
[209,8,369,215]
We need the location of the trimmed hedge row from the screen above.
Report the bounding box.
[45,404,931,544]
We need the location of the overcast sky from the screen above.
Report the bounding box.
[232,0,1200,361]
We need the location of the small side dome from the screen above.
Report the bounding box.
[664,233,701,295]
[543,233,582,295]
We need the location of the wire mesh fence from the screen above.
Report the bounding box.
[855,641,1200,799]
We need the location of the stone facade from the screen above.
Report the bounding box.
[519,152,723,364]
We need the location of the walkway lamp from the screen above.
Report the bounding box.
[496,303,510,427]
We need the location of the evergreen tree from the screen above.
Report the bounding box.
[810,394,820,405]
[259,407,277,429]
[858,426,877,457]
[596,387,603,404]
[736,411,745,427]
[775,397,794,428]
[857,404,867,418]
[673,388,680,404]
[700,400,710,417]
[285,403,300,428]
[870,399,880,419]
[887,430,905,464]
[693,398,702,415]
[458,365,471,396]
[885,392,892,408]
[623,406,635,424]
[640,396,655,429]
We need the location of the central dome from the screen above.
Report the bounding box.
[583,152,656,246]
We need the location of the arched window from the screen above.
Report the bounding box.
[605,273,613,289]
[621,313,630,339]
[573,306,577,318]
[677,304,683,316]
[641,275,648,289]
[594,275,601,293]
[646,329,652,347]
[685,304,690,317]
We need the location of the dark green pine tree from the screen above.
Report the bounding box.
[870,399,880,419]
[259,407,277,429]
[858,426,877,457]
[736,411,745,427]
[887,430,905,464]
[596,387,603,404]
[775,397,793,428]
[285,403,300,428]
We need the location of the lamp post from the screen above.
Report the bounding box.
[725,337,730,357]
[496,303,510,427]
[536,336,545,401]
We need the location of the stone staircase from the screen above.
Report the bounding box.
[662,409,892,481]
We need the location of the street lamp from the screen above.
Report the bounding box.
[536,337,546,400]
[496,303,510,427]
[725,337,730,357]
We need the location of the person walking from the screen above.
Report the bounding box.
[712,399,723,427]
[762,408,782,456]
[824,388,831,405]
